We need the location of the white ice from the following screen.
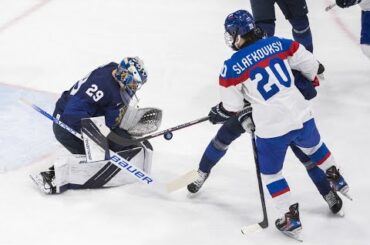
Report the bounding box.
[0,0,369,244]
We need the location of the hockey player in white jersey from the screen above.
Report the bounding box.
[200,9,351,239]
[30,57,162,194]
[335,0,370,59]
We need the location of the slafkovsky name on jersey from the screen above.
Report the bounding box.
[231,41,283,75]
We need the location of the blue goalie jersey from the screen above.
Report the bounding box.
[54,62,128,131]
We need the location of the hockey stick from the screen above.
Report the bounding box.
[241,131,268,235]
[325,3,337,11]
[20,98,198,193]
[107,116,210,147]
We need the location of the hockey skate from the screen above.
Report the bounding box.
[326,166,352,200]
[324,189,344,216]
[187,170,209,194]
[275,203,303,242]
[30,170,57,194]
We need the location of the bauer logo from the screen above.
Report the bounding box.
[110,155,153,184]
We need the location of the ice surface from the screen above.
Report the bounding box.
[0,0,369,245]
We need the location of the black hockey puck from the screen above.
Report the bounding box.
[164,132,173,140]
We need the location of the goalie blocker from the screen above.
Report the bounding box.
[30,116,153,194]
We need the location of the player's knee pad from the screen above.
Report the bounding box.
[361,44,370,60]
[256,20,275,37]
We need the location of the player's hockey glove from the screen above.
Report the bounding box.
[238,106,254,134]
[336,0,361,8]
[312,62,325,87]
[208,102,236,124]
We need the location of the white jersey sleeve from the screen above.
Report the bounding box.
[287,44,319,81]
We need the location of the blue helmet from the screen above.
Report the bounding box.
[113,57,148,95]
[224,10,256,49]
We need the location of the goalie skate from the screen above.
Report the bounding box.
[30,171,57,194]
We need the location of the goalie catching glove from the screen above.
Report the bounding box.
[117,105,163,136]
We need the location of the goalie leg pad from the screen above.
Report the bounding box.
[49,145,153,192]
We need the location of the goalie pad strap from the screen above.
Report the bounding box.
[82,148,141,188]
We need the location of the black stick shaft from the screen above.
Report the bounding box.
[251,131,268,228]
[108,116,209,147]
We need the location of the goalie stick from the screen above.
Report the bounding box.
[241,131,268,235]
[20,98,198,193]
[107,116,210,147]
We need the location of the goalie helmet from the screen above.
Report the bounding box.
[113,57,148,95]
[224,10,256,50]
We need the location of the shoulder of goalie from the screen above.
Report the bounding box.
[81,116,197,193]
[118,104,163,136]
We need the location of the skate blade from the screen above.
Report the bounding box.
[336,209,345,217]
[186,191,199,199]
[338,186,353,201]
[281,228,303,242]
[241,223,263,235]
[29,174,52,194]
[341,192,353,201]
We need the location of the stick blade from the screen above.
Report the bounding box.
[241,223,263,235]
[165,169,198,193]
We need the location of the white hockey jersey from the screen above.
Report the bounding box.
[219,37,319,138]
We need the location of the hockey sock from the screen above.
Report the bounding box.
[306,166,332,196]
[256,20,275,37]
[199,116,245,173]
[308,143,336,172]
[263,173,295,216]
[361,11,370,46]
[289,16,313,53]
[360,11,370,60]
[199,139,227,173]
[291,144,331,196]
